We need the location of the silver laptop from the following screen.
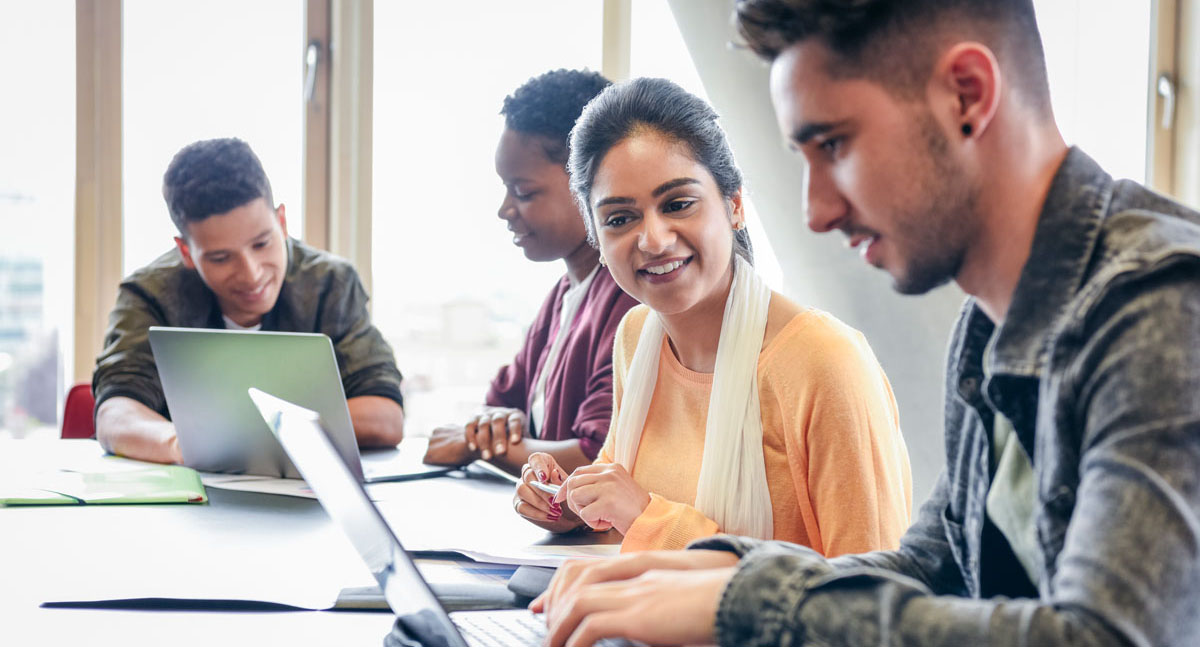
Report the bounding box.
[149,326,450,482]
[248,388,632,647]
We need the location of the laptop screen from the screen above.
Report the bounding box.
[249,388,468,645]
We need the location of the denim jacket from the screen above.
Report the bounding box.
[692,148,1200,646]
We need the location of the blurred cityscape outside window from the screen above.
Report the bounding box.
[0,0,75,438]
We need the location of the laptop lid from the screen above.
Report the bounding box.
[248,388,470,647]
[149,327,363,480]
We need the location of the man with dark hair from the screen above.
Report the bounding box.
[94,138,404,464]
[531,1,1200,646]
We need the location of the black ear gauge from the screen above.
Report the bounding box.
[961,123,973,137]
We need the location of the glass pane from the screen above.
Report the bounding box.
[630,0,784,291]
[0,0,75,438]
[373,1,603,433]
[123,0,304,276]
[1035,0,1152,182]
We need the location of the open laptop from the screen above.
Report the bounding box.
[149,326,451,482]
[248,388,632,647]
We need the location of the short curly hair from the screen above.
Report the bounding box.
[735,0,1050,111]
[500,69,611,165]
[162,138,274,237]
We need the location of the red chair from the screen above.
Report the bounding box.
[61,382,96,439]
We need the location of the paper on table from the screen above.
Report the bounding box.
[425,543,621,568]
[199,474,316,498]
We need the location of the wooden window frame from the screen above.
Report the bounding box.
[73,0,627,378]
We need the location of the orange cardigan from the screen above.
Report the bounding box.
[597,305,912,556]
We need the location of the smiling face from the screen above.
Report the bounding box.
[494,128,590,262]
[589,130,743,317]
[770,41,980,294]
[175,197,288,327]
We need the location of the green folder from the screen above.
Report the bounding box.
[0,461,207,506]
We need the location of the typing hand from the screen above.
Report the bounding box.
[422,425,476,466]
[531,549,740,617]
[541,565,735,647]
[514,453,584,533]
[465,407,527,460]
[555,463,650,535]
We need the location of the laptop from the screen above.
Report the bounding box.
[149,326,451,482]
[248,388,632,647]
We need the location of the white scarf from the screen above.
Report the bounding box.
[613,255,774,539]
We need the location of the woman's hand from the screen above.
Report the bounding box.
[465,407,527,460]
[421,425,476,466]
[514,452,585,533]
[555,463,650,535]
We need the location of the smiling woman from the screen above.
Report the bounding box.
[516,78,914,555]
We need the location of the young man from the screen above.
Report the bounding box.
[532,1,1200,646]
[93,138,404,464]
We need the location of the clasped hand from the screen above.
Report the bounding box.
[514,453,652,536]
[423,407,528,466]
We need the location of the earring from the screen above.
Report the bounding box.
[961,123,973,137]
[598,255,607,267]
[732,221,745,231]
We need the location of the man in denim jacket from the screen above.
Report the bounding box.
[531,1,1200,646]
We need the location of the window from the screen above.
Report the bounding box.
[1035,0,1153,182]
[122,0,304,276]
[373,1,603,433]
[0,0,75,438]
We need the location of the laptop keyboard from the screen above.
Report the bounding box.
[453,612,546,647]
[452,611,631,647]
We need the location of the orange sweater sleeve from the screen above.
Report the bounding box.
[621,494,721,551]
[771,313,913,557]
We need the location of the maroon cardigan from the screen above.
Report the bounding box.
[485,268,638,459]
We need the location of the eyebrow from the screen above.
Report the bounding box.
[593,177,702,210]
[201,228,274,257]
[792,122,840,146]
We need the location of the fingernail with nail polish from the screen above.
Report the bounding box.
[537,471,547,482]
[495,443,504,454]
[481,450,491,459]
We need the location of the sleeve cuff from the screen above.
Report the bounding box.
[713,543,831,647]
[346,384,404,409]
[93,386,167,420]
[688,534,766,557]
[577,435,602,461]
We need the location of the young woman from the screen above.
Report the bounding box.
[422,69,638,475]
[514,78,913,555]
